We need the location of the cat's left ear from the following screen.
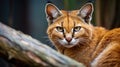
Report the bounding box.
[78,3,93,23]
[45,3,62,25]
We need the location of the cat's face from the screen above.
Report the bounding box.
[46,3,93,48]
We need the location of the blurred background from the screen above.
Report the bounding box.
[0,0,120,67]
[0,0,120,47]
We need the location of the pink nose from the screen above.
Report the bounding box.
[65,37,72,42]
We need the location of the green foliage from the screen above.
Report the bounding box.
[63,0,76,10]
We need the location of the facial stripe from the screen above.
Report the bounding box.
[64,17,74,33]
[72,21,76,37]
[67,11,70,31]
[61,22,65,37]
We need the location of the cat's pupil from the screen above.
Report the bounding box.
[56,26,64,32]
[74,26,81,32]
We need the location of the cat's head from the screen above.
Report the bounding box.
[45,3,94,48]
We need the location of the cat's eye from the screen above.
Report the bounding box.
[74,26,81,32]
[56,26,64,32]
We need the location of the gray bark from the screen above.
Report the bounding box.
[0,22,85,67]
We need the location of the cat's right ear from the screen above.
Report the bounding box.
[77,3,93,23]
[45,3,62,25]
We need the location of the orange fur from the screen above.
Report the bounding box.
[45,3,120,67]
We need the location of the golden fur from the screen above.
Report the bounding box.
[45,3,120,67]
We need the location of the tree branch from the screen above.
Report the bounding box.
[0,22,85,67]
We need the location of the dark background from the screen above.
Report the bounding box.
[0,0,95,48]
[0,0,120,67]
[0,0,64,47]
[0,0,120,46]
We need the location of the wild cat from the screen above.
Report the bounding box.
[45,3,120,67]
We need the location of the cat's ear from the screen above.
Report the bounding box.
[78,3,93,23]
[45,3,62,25]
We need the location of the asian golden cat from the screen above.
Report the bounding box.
[45,3,120,67]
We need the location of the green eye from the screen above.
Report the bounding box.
[74,26,81,32]
[56,26,64,32]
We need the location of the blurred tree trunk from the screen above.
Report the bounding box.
[95,0,120,29]
[0,22,85,67]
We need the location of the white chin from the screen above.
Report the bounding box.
[63,44,76,48]
[58,38,79,48]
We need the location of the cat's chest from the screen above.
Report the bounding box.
[63,46,93,65]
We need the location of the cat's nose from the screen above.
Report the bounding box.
[65,37,72,42]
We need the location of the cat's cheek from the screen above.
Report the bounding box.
[71,38,79,45]
[74,28,85,37]
[52,29,64,39]
[58,39,67,45]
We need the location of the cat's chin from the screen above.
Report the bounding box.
[63,44,77,48]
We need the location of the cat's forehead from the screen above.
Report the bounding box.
[62,17,74,32]
[55,15,83,33]
[55,10,83,23]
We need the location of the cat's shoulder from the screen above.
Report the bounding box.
[94,27,120,41]
[95,27,120,36]
[105,28,120,37]
[100,28,120,42]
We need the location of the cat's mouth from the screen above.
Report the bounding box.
[58,38,79,48]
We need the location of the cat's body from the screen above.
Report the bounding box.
[45,3,120,67]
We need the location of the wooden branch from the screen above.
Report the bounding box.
[0,22,85,67]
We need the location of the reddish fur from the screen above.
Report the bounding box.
[46,3,120,67]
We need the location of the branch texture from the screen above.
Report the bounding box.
[0,22,85,67]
